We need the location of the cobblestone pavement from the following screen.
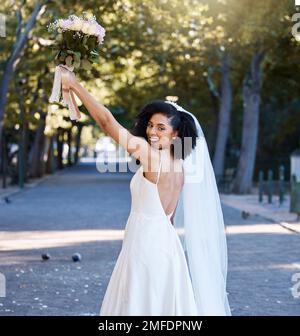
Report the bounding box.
[0,162,299,316]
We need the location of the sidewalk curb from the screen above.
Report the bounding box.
[220,194,300,235]
[277,221,300,235]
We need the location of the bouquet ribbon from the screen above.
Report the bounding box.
[49,65,81,121]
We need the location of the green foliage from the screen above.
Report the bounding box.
[1,0,299,168]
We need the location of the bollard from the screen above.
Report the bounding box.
[290,174,300,220]
[279,165,285,205]
[267,170,273,204]
[258,170,264,203]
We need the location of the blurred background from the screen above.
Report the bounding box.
[0,0,299,195]
[1,0,300,317]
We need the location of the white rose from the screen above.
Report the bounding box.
[86,23,98,36]
[81,21,90,34]
[60,19,71,30]
[70,18,83,31]
[57,19,64,29]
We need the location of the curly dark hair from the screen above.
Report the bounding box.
[131,100,198,160]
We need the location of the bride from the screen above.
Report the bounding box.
[60,66,231,316]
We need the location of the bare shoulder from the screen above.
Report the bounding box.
[100,114,159,168]
[140,150,161,183]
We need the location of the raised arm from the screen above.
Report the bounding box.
[59,67,158,168]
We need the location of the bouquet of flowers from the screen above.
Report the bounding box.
[48,14,106,120]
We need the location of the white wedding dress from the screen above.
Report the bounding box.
[99,159,198,316]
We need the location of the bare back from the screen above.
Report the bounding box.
[142,152,184,219]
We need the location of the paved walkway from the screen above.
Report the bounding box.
[221,193,300,233]
[0,162,299,315]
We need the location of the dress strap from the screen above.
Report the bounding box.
[155,152,162,185]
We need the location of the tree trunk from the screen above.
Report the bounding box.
[206,91,219,157]
[0,1,48,166]
[29,117,46,178]
[212,53,232,182]
[23,121,30,182]
[0,57,14,173]
[74,124,83,164]
[233,49,265,194]
[45,136,55,174]
[1,129,8,188]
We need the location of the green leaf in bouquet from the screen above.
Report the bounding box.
[90,49,99,57]
[88,49,100,64]
[85,35,97,50]
[54,51,60,60]
[66,49,75,55]
[63,31,76,49]
[55,33,63,42]
[89,56,100,64]
[82,35,89,45]
[81,59,92,70]
[73,52,81,62]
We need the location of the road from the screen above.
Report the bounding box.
[0,162,299,315]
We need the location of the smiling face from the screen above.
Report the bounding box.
[146,113,178,151]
